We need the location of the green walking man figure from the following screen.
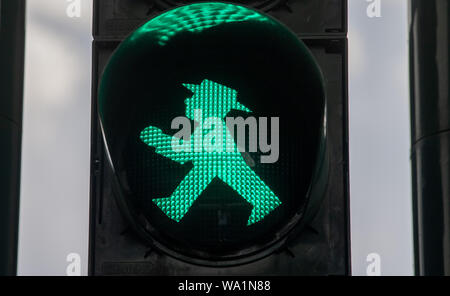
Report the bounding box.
[140,79,281,225]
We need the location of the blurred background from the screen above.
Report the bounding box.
[18,0,92,275]
[16,0,413,275]
[348,0,413,275]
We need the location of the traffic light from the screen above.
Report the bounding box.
[90,0,349,275]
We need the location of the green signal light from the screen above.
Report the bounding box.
[140,80,281,225]
[131,2,275,45]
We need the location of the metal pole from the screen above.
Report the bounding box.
[410,0,450,276]
[0,0,26,275]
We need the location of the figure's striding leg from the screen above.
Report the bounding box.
[152,165,216,222]
[219,162,281,225]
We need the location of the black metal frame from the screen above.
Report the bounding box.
[410,0,450,276]
[0,0,26,276]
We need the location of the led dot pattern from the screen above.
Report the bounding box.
[140,79,281,225]
[131,2,275,45]
[140,126,191,165]
[184,79,251,120]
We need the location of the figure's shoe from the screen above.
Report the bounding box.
[247,198,282,226]
[152,197,190,222]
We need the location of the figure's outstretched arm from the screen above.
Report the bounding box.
[140,126,192,164]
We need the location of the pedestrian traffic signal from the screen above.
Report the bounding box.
[90,0,349,275]
[139,79,282,226]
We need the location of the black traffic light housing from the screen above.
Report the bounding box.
[90,0,349,275]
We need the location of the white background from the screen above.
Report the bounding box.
[17,0,413,275]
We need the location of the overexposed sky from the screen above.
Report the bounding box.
[348,0,413,275]
[18,0,92,275]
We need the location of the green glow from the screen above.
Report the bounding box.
[140,80,281,225]
[131,2,275,45]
